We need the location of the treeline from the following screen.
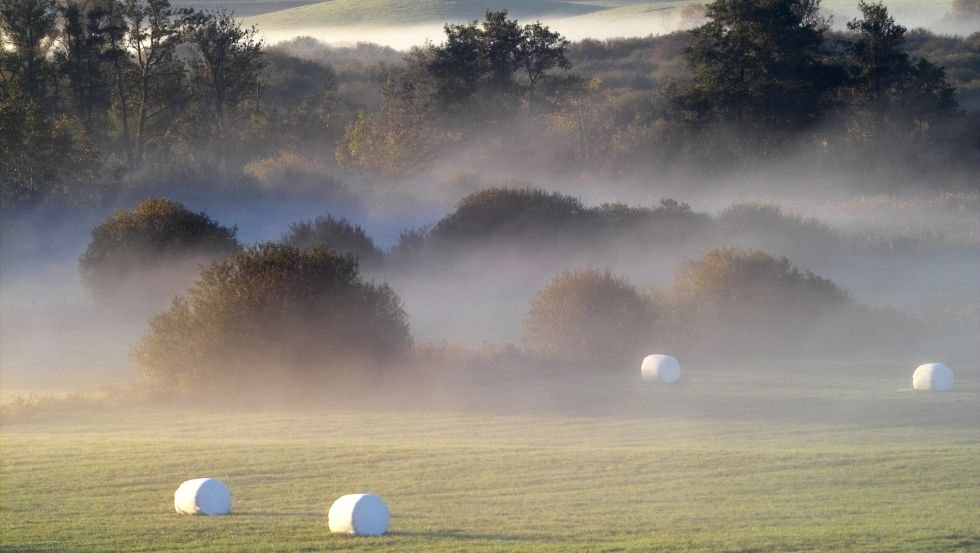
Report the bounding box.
[2,0,979,212]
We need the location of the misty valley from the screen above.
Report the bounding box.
[1,0,978,552]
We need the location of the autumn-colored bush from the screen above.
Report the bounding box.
[79,198,239,301]
[654,247,854,355]
[524,269,656,369]
[133,243,410,392]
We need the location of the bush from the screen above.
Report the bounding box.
[79,198,239,301]
[717,203,842,258]
[282,215,383,269]
[655,247,852,354]
[430,187,589,244]
[133,243,410,392]
[523,269,656,369]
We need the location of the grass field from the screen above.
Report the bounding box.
[2,366,978,552]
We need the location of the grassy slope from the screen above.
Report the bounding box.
[249,0,602,29]
[248,0,952,33]
[2,368,979,552]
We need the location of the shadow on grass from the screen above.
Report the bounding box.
[2,545,59,553]
[233,511,322,518]
[909,532,980,550]
[386,530,552,542]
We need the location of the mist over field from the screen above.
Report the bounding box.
[2,0,980,551]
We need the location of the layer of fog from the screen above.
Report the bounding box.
[3,175,977,399]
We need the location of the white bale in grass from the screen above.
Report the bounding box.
[174,478,232,516]
[912,363,954,391]
[328,494,389,536]
[641,354,681,384]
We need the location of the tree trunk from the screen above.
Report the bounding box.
[113,56,133,167]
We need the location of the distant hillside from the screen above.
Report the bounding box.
[249,0,603,29]
[247,0,963,42]
[172,0,316,17]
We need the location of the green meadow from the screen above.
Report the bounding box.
[2,366,978,552]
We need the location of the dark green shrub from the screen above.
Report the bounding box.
[523,269,656,369]
[79,198,239,300]
[133,243,410,392]
[282,214,383,268]
[430,187,589,243]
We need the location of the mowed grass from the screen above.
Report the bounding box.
[2,367,979,552]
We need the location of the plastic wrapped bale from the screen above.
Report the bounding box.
[174,478,232,515]
[328,494,389,536]
[912,363,954,391]
[641,354,681,383]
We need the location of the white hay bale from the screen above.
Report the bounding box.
[328,493,389,536]
[174,478,232,516]
[912,363,954,391]
[641,354,681,383]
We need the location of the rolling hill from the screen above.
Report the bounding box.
[248,0,606,29]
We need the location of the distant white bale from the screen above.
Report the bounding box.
[328,493,389,536]
[174,478,232,516]
[641,354,681,384]
[912,363,954,391]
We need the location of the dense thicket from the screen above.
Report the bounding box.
[134,243,410,391]
[389,188,710,260]
[2,0,977,212]
[654,247,854,354]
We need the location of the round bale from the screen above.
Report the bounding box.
[174,478,232,516]
[641,354,681,384]
[912,363,954,391]
[328,493,389,536]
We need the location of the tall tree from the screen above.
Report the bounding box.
[181,10,263,137]
[0,0,57,104]
[519,22,570,113]
[846,1,956,118]
[122,0,183,165]
[55,0,116,131]
[423,10,569,114]
[676,0,844,149]
[480,10,522,96]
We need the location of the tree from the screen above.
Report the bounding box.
[524,269,656,369]
[551,77,612,168]
[79,198,239,299]
[0,80,98,209]
[54,0,116,132]
[422,11,569,115]
[182,10,263,138]
[336,78,441,174]
[425,17,486,110]
[519,22,569,112]
[121,0,184,166]
[480,10,523,96]
[133,243,411,392]
[676,0,844,152]
[0,0,57,104]
[845,1,957,142]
